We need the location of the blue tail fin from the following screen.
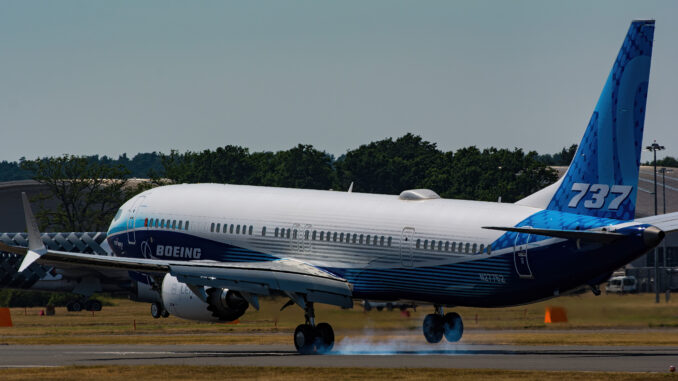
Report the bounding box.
[545,20,655,220]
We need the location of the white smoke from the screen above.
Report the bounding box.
[332,330,466,355]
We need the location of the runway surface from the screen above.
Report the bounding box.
[1,343,678,372]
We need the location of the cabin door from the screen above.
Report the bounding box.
[127,196,145,245]
[513,232,534,279]
[291,223,312,254]
[400,227,415,267]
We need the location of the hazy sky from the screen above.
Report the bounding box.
[1,1,677,162]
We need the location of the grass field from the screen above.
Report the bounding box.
[1,292,678,346]
[0,366,676,381]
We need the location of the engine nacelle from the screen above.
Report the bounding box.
[160,274,248,322]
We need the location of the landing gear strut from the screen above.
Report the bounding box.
[293,302,335,354]
[422,305,463,343]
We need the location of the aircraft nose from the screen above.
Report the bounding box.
[643,226,665,247]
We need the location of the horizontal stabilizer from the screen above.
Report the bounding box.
[633,212,678,233]
[482,226,624,243]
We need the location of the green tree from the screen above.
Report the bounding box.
[20,155,134,231]
[335,133,444,194]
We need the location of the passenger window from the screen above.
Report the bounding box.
[161,219,165,228]
[178,221,183,230]
[185,221,189,230]
[380,236,384,246]
[249,226,253,235]
[333,232,338,242]
[445,241,449,251]
[216,223,220,233]
[359,234,364,244]
[451,242,456,252]
[293,229,298,239]
[424,240,428,249]
[465,242,470,253]
[326,231,331,241]
[148,218,153,227]
[366,235,371,245]
[236,225,240,234]
[353,234,357,244]
[438,241,442,251]
[305,230,309,239]
[375,236,379,246]
[211,223,215,232]
[387,237,392,246]
[472,243,477,253]
[230,224,234,233]
[416,239,420,249]
[320,231,325,241]
[431,240,435,250]
[262,227,267,236]
[312,231,317,240]
[340,233,344,242]
[172,220,176,229]
[286,228,291,238]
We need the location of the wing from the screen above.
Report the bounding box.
[482,226,624,243]
[633,212,678,233]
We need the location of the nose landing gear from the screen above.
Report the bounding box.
[292,301,335,354]
[423,306,463,343]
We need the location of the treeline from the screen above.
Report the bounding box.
[158,134,559,202]
[0,153,164,182]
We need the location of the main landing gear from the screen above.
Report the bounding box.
[293,302,335,354]
[422,305,463,343]
[150,301,170,319]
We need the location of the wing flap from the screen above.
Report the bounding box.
[171,259,353,308]
[482,226,624,243]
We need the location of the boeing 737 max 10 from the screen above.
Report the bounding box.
[3,20,677,354]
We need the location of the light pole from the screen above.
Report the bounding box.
[659,168,672,214]
[646,140,665,303]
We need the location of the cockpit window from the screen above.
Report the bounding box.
[114,209,122,221]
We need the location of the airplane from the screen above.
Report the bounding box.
[1,20,674,355]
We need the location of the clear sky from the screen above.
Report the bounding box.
[1,1,677,162]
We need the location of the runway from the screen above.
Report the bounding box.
[1,343,677,372]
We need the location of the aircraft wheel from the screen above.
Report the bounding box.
[294,324,316,354]
[314,322,335,353]
[69,300,83,312]
[423,314,444,343]
[443,312,464,342]
[150,302,162,319]
[161,308,170,318]
[85,300,102,312]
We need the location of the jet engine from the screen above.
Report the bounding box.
[160,274,249,322]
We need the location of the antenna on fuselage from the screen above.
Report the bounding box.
[348,182,354,193]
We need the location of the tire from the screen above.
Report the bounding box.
[161,309,170,318]
[386,303,394,312]
[443,312,464,342]
[85,300,102,312]
[294,324,316,355]
[314,323,335,354]
[150,302,162,319]
[422,314,444,343]
[70,301,82,312]
[66,302,74,312]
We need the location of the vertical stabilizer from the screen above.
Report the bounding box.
[519,20,654,220]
